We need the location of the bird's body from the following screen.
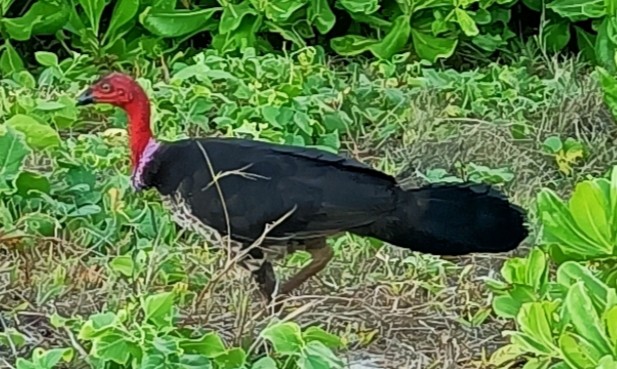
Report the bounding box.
[76,72,530,307]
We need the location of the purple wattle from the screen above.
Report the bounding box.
[131,138,161,190]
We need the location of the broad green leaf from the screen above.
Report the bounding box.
[410,28,458,63]
[140,6,222,37]
[370,14,412,59]
[537,189,603,260]
[5,114,61,150]
[542,18,571,52]
[109,255,135,277]
[308,0,336,34]
[251,357,278,369]
[330,35,380,56]
[263,0,305,22]
[598,355,617,369]
[559,332,603,369]
[105,0,140,44]
[596,17,617,74]
[15,171,51,198]
[543,136,563,153]
[179,355,213,369]
[143,291,175,328]
[180,332,226,358]
[219,2,258,34]
[547,0,605,21]
[339,0,379,14]
[565,282,613,355]
[31,347,74,368]
[604,305,617,351]
[0,1,70,40]
[516,302,559,355]
[576,26,598,63]
[214,348,247,369]
[568,181,613,254]
[455,8,479,36]
[489,344,526,367]
[303,326,343,349]
[557,262,617,312]
[260,321,304,355]
[0,126,30,193]
[0,41,25,75]
[79,0,107,35]
[34,51,58,67]
[299,340,345,369]
[91,333,138,365]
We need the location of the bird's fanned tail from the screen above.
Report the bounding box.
[358,183,528,255]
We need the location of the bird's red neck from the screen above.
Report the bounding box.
[124,88,153,169]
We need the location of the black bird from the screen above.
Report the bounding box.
[76,72,529,305]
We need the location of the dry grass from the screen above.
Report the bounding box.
[1,58,616,369]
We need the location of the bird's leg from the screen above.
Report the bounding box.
[280,238,333,295]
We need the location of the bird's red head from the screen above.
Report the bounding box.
[76,72,153,168]
[76,72,145,108]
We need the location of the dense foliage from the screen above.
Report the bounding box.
[1,0,617,71]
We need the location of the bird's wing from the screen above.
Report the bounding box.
[141,137,398,243]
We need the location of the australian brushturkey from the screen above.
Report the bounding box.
[76,72,528,306]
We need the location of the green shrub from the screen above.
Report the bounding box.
[486,166,617,368]
[2,0,617,72]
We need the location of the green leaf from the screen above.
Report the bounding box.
[559,332,603,369]
[298,341,345,369]
[219,2,258,34]
[596,16,617,73]
[5,114,61,150]
[179,355,213,369]
[143,291,175,328]
[109,255,135,277]
[0,1,70,40]
[515,302,559,355]
[0,126,30,193]
[0,41,25,75]
[547,0,605,21]
[339,0,379,14]
[34,51,58,68]
[140,6,222,37]
[214,348,247,369]
[91,333,137,365]
[576,26,598,63]
[260,321,304,355]
[568,181,613,254]
[105,0,140,44]
[251,357,278,369]
[565,282,613,355]
[455,8,479,36]
[15,171,51,198]
[31,347,74,368]
[79,0,107,35]
[308,0,336,34]
[330,15,411,59]
[303,326,343,349]
[543,136,563,153]
[410,28,458,63]
[180,332,226,358]
[542,18,571,52]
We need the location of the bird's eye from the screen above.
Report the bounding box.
[101,83,111,92]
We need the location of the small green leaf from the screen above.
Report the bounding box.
[105,0,139,43]
[180,332,226,358]
[140,6,222,38]
[214,348,247,369]
[109,255,135,277]
[0,126,30,193]
[303,326,343,349]
[260,321,304,355]
[455,8,479,36]
[251,357,278,369]
[5,114,60,150]
[143,291,175,328]
[410,28,458,63]
[34,51,58,67]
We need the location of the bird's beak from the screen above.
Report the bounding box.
[76,88,94,106]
